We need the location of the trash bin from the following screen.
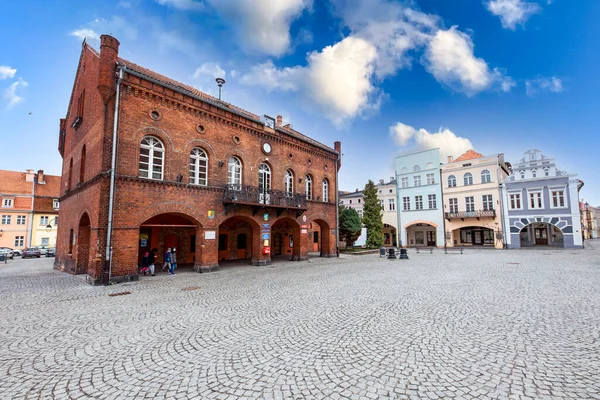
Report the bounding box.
[0,254,5,262]
[387,248,396,259]
[379,248,386,257]
[399,248,409,260]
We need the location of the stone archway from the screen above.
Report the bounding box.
[404,221,437,247]
[518,222,564,248]
[76,213,91,275]
[507,216,575,248]
[218,215,262,265]
[312,218,335,257]
[271,217,302,260]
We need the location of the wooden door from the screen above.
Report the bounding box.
[237,234,247,259]
[273,233,282,256]
[535,228,548,245]
[426,231,436,246]
[474,231,482,245]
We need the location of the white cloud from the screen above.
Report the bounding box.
[486,0,541,30]
[423,27,513,96]
[0,66,16,80]
[207,0,311,57]
[525,76,563,96]
[155,0,205,11]
[3,77,28,108]
[241,36,379,125]
[193,62,226,80]
[390,122,474,158]
[69,28,100,42]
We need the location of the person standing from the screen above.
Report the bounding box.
[147,248,157,276]
[169,247,177,275]
[141,252,149,275]
[161,248,171,272]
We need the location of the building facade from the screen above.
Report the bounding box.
[441,151,511,249]
[339,178,398,247]
[55,35,340,284]
[500,149,582,248]
[395,149,444,247]
[31,171,61,247]
[581,201,599,239]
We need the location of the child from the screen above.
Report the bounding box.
[161,248,171,272]
[169,247,177,275]
[140,252,150,275]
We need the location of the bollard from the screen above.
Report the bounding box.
[380,248,386,258]
[387,248,396,259]
[398,248,409,260]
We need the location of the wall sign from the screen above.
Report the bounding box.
[205,231,216,240]
[207,210,215,219]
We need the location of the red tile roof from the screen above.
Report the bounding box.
[35,175,61,197]
[454,150,484,162]
[0,170,33,195]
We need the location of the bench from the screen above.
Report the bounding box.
[415,247,434,254]
[444,247,463,254]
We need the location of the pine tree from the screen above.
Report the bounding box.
[339,205,362,248]
[362,180,384,248]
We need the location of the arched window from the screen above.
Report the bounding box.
[68,228,74,255]
[413,165,421,172]
[463,173,473,186]
[285,169,294,196]
[531,169,537,178]
[227,156,242,189]
[481,169,491,183]
[447,175,456,187]
[544,167,549,177]
[189,148,208,186]
[139,136,164,180]
[68,158,73,191]
[520,171,525,179]
[258,163,271,204]
[79,145,86,184]
[322,179,329,202]
[305,175,313,200]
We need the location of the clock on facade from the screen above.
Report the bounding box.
[262,142,272,154]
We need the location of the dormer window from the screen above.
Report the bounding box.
[532,169,537,178]
[2,198,13,208]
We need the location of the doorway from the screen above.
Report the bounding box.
[426,231,436,246]
[534,228,548,245]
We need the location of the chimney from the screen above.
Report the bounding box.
[447,155,453,163]
[379,179,384,185]
[25,169,35,182]
[334,141,342,171]
[36,170,45,184]
[390,177,394,182]
[58,118,66,156]
[276,115,283,126]
[97,34,120,104]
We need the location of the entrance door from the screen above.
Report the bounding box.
[237,234,247,259]
[426,231,436,246]
[273,233,282,256]
[474,231,482,245]
[534,228,548,245]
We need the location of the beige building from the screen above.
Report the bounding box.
[441,151,511,249]
[582,201,600,239]
[30,171,60,247]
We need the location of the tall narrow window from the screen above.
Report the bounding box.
[388,198,395,211]
[509,193,521,210]
[285,170,294,196]
[464,173,473,186]
[228,157,242,189]
[401,177,408,188]
[403,197,410,211]
[79,145,86,183]
[139,136,164,180]
[449,198,458,213]
[68,158,73,191]
[428,194,437,209]
[481,170,491,183]
[415,195,423,210]
[482,195,493,211]
[551,190,565,208]
[322,179,329,202]
[259,163,271,204]
[414,175,421,186]
[465,196,475,212]
[68,229,74,255]
[447,175,456,187]
[189,148,208,186]
[77,89,85,117]
[426,173,435,185]
[529,191,542,209]
[305,175,313,200]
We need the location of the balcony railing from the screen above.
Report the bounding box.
[445,209,496,220]
[223,184,307,209]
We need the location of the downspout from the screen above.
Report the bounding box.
[28,179,35,247]
[335,155,339,257]
[106,67,124,283]
[395,171,402,247]
[497,163,507,249]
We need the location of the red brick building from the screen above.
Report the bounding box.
[55,35,341,284]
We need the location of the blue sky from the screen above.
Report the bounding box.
[1,0,599,204]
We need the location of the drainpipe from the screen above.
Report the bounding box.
[395,171,402,248]
[28,179,35,247]
[335,156,339,257]
[106,67,124,283]
[497,165,507,249]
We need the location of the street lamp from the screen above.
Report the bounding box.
[46,217,58,233]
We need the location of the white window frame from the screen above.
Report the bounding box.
[426,173,435,185]
[53,199,60,210]
[388,198,395,211]
[1,215,11,224]
[464,173,473,186]
[2,198,13,208]
[549,186,567,209]
[15,236,24,247]
[227,156,242,189]
[465,196,475,212]
[379,199,384,210]
[447,175,456,187]
[428,194,437,209]
[403,196,410,211]
[414,175,421,187]
[449,198,458,213]
[285,170,294,196]
[527,189,544,210]
[322,179,329,202]
[17,215,26,225]
[481,170,491,183]
[189,147,208,186]
[40,216,49,226]
[139,136,164,180]
[305,175,313,200]
[508,191,523,210]
[401,177,408,188]
[415,195,423,210]
[482,195,493,211]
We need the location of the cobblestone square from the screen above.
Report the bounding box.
[1,245,599,399]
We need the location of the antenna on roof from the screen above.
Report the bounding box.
[215,78,226,100]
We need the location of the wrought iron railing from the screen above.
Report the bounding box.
[223,184,307,208]
[445,209,496,220]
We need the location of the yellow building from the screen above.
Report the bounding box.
[441,151,511,249]
[30,171,61,247]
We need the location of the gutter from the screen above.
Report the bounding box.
[106,66,124,283]
[28,179,35,247]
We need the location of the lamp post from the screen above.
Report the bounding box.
[46,217,58,233]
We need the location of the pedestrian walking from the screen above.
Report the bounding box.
[140,251,150,275]
[169,247,177,275]
[161,248,171,272]
[147,248,157,276]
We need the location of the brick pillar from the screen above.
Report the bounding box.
[195,227,218,272]
[293,224,308,261]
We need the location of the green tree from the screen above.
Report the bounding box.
[339,205,362,248]
[362,180,383,248]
